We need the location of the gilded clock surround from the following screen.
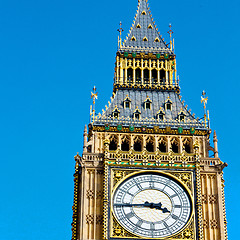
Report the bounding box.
[71,0,228,240]
[110,170,195,239]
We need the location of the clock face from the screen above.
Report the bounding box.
[112,172,192,238]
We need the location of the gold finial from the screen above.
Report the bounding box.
[167,24,174,50]
[201,91,208,128]
[117,21,124,48]
[90,86,98,123]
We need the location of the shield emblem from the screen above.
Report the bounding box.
[105,124,110,131]
[129,125,134,132]
[142,126,147,132]
[190,127,195,134]
[178,127,183,134]
[117,125,122,131]
[166,126,171,133]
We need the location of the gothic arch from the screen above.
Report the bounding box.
[109,135,118,151]
[146,136,155,152]
[170,137,180,153]
[133,136,143,152]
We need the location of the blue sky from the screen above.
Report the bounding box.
[0,0,239,239]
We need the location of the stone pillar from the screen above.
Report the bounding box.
[213,130,219,158]
[83,125,88,153]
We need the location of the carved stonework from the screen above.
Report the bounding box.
[86,214,94,224]
[203,219,209,229]
[209,194,217,204]
[112,216,137,238]
[86,189,94,199]
[96,215,103,225]
[171,172,193,192]
[96,190,103,199]
[202,194,208,204]
[97,169,104,175]
[171,219,195,239]
[210,219,218,229]
[112,169,135,187]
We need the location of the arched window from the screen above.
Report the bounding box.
[156,109,165,121]
[109,136,118,151]
[183,138,192,153]
[134,137,142,152]
[112,108,120,118]
[133,108,141,120]
[121,140,130,151]
[158,137,167,152]
[146,137,154,152]
[144,97,152,110]
[178,112,185,122]
[165,99,172,111]
[124,96,131,109]
[136,68,141,84]
[159,142,166,152]
[160,69,166,80]
[152,69,158,84]
[171,138,179,153]
[127,68,133,84]
[144,69,149,84]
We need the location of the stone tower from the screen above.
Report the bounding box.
[71,1,228,240]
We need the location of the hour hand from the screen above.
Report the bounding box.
[152,202,170,213]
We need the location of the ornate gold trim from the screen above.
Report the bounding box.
[110,169,196,239]
[92,125,208,136]
[71,154,80,240]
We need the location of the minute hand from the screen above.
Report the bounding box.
[114,203,148,207]
[114,201,170,213]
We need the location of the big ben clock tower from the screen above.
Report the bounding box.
[71,1,228,240]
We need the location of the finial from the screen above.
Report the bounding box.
[90,86,98,123]
[117,21,124,48]
[167,24,174,50]
[201,91,208,128]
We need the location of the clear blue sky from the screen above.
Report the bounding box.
[0,0,239,239]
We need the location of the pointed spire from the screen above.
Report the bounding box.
[213,130,219,158]
[120,0,172,53]
[83,125,88,153]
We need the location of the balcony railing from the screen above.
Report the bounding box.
[114,76,179,88]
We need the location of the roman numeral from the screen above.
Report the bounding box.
[150,223,155,230]
[171,214,179,220]
[126,212,134,219]
[173,205,182,208]
[136,220,143,227]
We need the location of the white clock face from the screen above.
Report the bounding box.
[113,172,192,238]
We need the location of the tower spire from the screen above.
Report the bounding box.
[168,24,174,51]
[90,86,98,123]
[201,91,208,128]
[117,21,124,48]
[120,0,172,53]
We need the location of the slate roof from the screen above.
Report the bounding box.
[94,89,205,129]
[120,0,173,54]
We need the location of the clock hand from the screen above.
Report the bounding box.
[114,201,170,213]
[114,203,148,207]
[114,201,155,208]
[151,202,170,213]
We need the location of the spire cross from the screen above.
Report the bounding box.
[117,21,124,48]
[167,24,173,39]
[90,86,98,123]
[168,24,174,50]
[201,91,208,128]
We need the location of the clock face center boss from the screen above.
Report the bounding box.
[112,172,192,238]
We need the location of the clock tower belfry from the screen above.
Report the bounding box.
[72,1,228,240]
